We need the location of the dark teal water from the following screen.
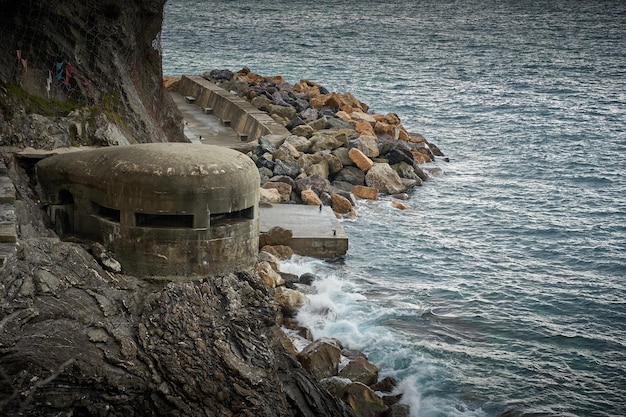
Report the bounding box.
[162,1,626,416]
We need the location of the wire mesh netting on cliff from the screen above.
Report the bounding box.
[8,1,162,110]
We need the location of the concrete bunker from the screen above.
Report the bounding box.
[36,143,260,277]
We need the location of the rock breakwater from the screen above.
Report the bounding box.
[201,67,446,216]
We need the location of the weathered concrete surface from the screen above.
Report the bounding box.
[259,204,348,258]
[169,91,241,146]
[175,75,290,142]
[35,143,260,276]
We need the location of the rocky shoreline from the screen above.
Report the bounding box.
[187,67,449,416]
[167,67,446,217]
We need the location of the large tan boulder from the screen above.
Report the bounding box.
[355,121,376,137]
[260,187,282,204]
[365,163,412,195]
[257,250,281,271]
[331,193,352,214]
[350,111,377,125]
[348,148,374,172]
[268,226,293,246]
[254,261,285,288]
[338,356,379,386]
[297,337,342,380]
[341,382,387,417]
[262,182,292,202]
[301,189,322,206]
[260,245,294,260]
[352,185,378,200]
[275,287,308,317]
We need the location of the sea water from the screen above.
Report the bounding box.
[161,1,626,415]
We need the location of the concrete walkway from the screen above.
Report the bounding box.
[170,91,241,147]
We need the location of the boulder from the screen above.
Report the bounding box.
[307,116,328,131]
[299,272,318,285]
[300,107,319,122]
[262,181,292,202]
[274,142,302,163]
[351,185,378,200]
[385,148,414,166]
[269,175,297,189]
[260,187,282,204]
[284,135,311,152]
[332,180,355,192]
[301,189,322,206]
[355,121,376,137]
[275,287,308,317]
[370,376,399,393]
[257,250,282,272]
[295,174,331,196]
[268,226,293,246]
[297,338,343,380]
[319,376,352,398]
[286,116,306,131]
[327,117,354,130]
[309,133,344,152]
[260,244,294,260]
[332,147,354,166]
[322,152,343,175]
[291,124,315,138]
[352,135,380,158]
[255,261,285,288]
[348,148,374,172]
[338,356,379,386]
[341,382,387,417]
[273,160,301,178]
[258,135,277,154]
[335,166,365,186]
[258,167,273,185]
[306,162,330,180]
[392,161,421,182]
[331,193,352,214]
[365,163,411,195]
[335,190,357,207]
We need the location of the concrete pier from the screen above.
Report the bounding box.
[259,204,348,258]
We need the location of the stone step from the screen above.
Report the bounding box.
[0,176,15,204]
[0,243,16,268]
[0,223,16,243]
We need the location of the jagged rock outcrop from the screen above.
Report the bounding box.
[0,160,356,417]
[0,0,183,147]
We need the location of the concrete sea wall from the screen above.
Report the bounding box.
[176,75,290,142]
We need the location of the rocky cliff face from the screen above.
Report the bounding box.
[0,1,356,416]
[0,0,183,146]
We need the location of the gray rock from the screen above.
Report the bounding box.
[284,135,311,152]
[335,166,366,185]
[365,163,412,194]
[295,174,331,196]
[332,147,354,166]
[273,160,301,178]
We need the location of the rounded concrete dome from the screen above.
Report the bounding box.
[37,143,260,214]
